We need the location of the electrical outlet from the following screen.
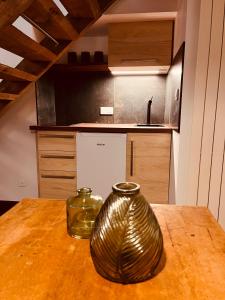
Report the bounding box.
[100,107,114,115]
[17,180,26,188]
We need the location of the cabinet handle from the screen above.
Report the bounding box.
[39,134,74,139]
[40,154,75,159]
[130,141,134,176]
[41,175,75,179]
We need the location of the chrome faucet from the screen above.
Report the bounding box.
[147,97,153,124]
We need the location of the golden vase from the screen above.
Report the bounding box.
[90,182,164,284]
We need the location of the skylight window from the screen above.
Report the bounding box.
[52,0,68,16]
[0,48,23,67]
[13,16,43,42]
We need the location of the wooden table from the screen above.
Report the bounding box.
[0,199,225,300]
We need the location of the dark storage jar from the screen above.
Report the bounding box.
[80,51,91,65]
[93,51,104,64]
[68,52,78,64]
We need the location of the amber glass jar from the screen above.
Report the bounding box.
[67,188,103,239]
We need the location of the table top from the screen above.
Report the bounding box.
[0,199,225,300]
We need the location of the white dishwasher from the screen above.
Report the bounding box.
[77,132,126,200]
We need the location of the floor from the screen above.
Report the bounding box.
[0,201,18,216]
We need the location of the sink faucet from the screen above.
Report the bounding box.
[147,97,153,124]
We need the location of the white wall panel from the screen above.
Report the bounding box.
[197,0,225,205]
[208,16,225,219]
[218,151,225,228]
[188,0,212,204]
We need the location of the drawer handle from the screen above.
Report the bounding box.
[40,154,75,159]
[130,141,134,177]
[41,175,75,179]
[39,134,74,139]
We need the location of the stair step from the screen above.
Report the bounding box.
[0,25,56,62]
[23,0,78,41]
[0,92,18,101]
[0,63,36,81]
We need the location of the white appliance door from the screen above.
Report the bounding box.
[77,132,126,200]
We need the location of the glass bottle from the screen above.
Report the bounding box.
[67,187,103,239]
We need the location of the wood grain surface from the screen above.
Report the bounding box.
[0,199,225,300]
[108,21,173,68]
[126,133,171,204]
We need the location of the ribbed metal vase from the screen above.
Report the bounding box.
[90,182,164,284]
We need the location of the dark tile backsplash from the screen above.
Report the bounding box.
[55,72,114,125]
[37,71,166,125]
[114,75,166,124]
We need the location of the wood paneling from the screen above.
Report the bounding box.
[0,25,56,62]
[0,0,118,115]
[0,0,34,29]
[24,0,78,40]
[126,133,171,204]
[60,0,100,18]
[0,92,17,101]
[0,63,36,82]
[108,21,173,68]
[1,200,225,299]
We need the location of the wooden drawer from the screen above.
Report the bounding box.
[39,170,76,199]
[38,131,76,153]
[39,152,76,172]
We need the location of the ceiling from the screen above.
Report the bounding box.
[84,0,178,36]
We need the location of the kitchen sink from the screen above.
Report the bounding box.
[136,124,165,127]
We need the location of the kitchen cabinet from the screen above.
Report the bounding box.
[34,127,171,202]
[126,133,171,204]
[108,21,174,72]
[37,131,76,199]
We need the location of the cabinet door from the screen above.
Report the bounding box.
[109,21,173,69]
[126,133,171,204]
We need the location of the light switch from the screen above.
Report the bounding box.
[100,107,114,115]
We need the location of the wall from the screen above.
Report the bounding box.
[0,84,38,201]
[174,0,225,230]
[176,0,201,204]
[167,0,187,203]
[53,73,166,125]
[57,37,108,64]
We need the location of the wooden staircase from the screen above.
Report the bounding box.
[0,0,117,113]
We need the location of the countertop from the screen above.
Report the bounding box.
[30,123,176,133]
[0,199,225,300]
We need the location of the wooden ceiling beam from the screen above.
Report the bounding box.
[0,25,56,62]
[0,63,36,81]
[60,0,99,19]
[86,0,101,18]
[0,92,17,101]
[0,0,34,29]
[23,0,78,41]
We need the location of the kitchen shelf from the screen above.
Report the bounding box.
[50,64,109,73]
